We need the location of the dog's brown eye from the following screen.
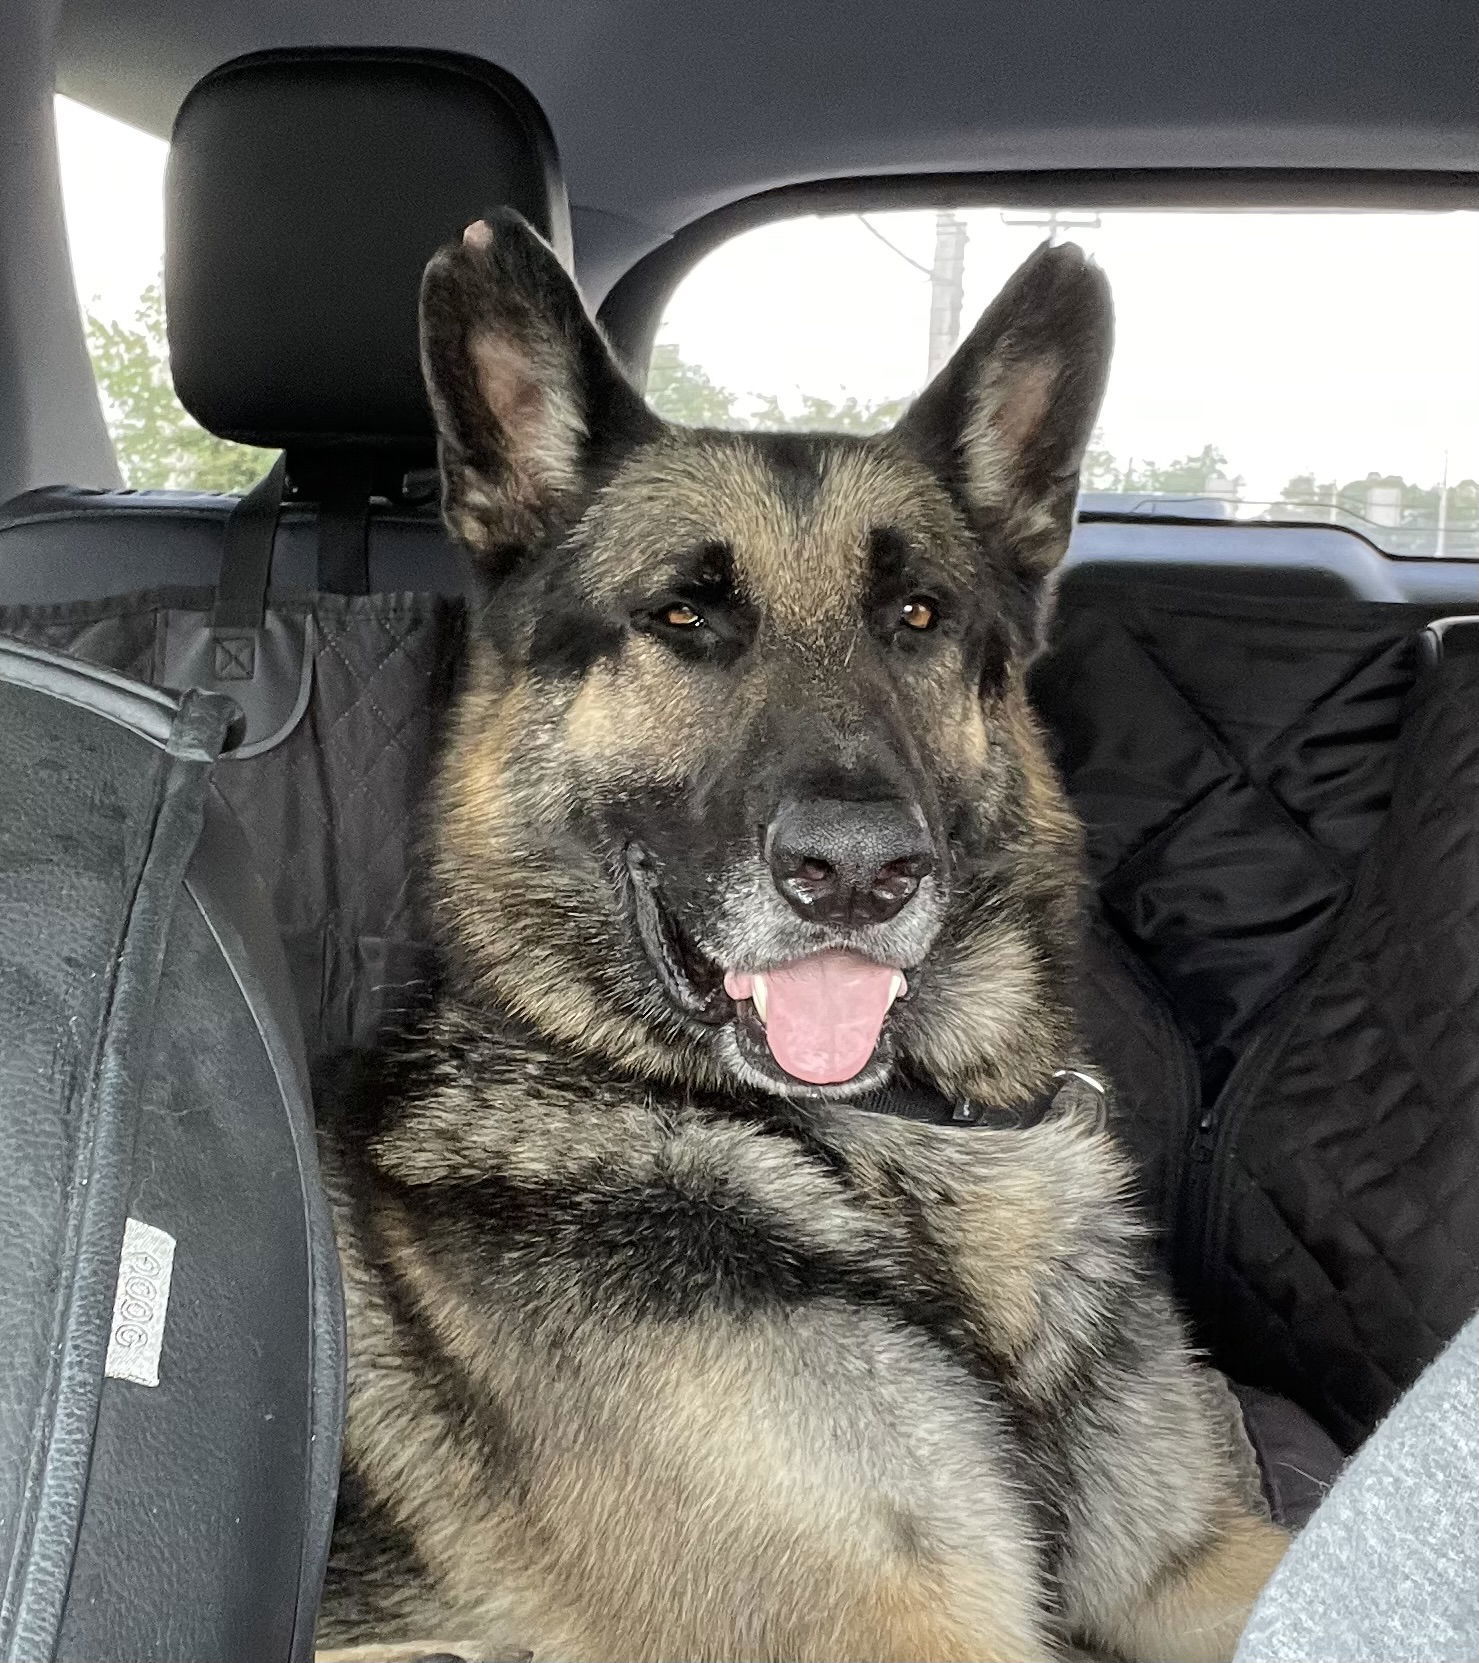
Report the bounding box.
[900,598,938,632]
[659,603,705,629]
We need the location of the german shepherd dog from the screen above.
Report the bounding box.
[315,212,1286,1663]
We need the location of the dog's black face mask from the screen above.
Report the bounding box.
[422,212,1113,1103]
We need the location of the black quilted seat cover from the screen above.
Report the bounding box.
[1207,648,1479,1448]
[0,587,462,1055]
[1032,580,1479,1446]
[1035,581,1442,1095]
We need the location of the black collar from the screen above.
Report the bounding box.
[472,1005,1107,1134]
[846,1067,1108,1131]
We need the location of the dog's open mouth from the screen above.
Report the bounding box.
[626,845,907,1089]
[722,958,905,1085]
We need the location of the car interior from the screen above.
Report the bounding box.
[1,3,1476,1660]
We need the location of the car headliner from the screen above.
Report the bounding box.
[55,0,1479,298]
[6,0,1474,502]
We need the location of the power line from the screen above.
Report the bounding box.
[855,215,933,278]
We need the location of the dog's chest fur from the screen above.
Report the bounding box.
[331,1008,1142,1382]
[316,1012,1237,1660]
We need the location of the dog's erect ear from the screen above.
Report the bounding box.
[892,241,1112,574]
[419,210,662,559]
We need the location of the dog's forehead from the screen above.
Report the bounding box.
[575,432,968,621]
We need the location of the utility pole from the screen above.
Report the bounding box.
[926,212,969,380]
[861,207,1098,386]
[1436,449,1450,557]
[999,208,1103,246]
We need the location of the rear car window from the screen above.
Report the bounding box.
[54,96,272,492]
[650,206,1479,559]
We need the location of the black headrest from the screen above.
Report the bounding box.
[165,48,570,457]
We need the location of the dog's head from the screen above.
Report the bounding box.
[423,212,1111,1103]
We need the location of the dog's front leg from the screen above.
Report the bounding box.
[1086,1507,1288,1663]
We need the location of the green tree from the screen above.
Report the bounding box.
[645,342,738,427]
[1268,472,1479,554]
[1271,474,1340,520]
[85,282,272,492]
[1088,442,1240,498]
[749,391,912,436]
[1140,444,1237,496]
[645,341,913,435]
[1081,430,1123,490]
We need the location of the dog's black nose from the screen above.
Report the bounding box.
[767,797,935,927]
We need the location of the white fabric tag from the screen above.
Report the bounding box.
[104,1218,176,1388]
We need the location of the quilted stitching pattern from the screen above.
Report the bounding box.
[1212,654,1479,1446]
[0,589,463,1056]
[1034,587,1478,1446]
[1033,593,1422,1094]
[213,594,464,1051]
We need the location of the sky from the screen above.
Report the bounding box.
[56,95,1479,508]
[659,208,1479,505]
[55,96,168,322]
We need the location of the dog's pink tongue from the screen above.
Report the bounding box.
[760,952,897,1085]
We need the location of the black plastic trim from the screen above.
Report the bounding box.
[1421,615,1479,663]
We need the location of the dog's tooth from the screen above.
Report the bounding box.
[887,972,905,1009]
[752,975,768,1023]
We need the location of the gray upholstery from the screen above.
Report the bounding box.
[0,483,470,605]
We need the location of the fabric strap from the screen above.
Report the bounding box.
[211,453,287,632]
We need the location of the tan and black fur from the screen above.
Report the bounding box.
[315,213,1285,1662]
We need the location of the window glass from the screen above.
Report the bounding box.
[652,207,1479,558]
[54,95,272,492]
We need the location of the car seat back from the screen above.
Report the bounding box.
[0,47,570,1057]
[1035,582,1479,1446]
[0,637,341,1663]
